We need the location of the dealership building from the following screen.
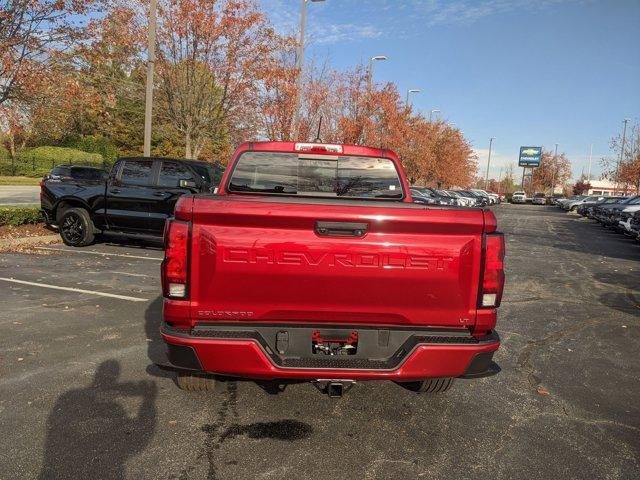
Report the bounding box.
[586,179,631,196]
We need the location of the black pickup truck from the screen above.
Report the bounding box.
[41,157,223,246]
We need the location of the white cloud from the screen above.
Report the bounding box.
[260,0,382,44]
[311,23,382,45]
[260,0,577,44]
[398,0,576,27]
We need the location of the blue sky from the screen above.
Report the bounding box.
[260,0,640,180]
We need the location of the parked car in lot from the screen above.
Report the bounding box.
[556,195,586,209]
[462,190,487,206]
[577,196,625,217]
[411,186,457,206]
[41,157,224,246]
[450,190,480,207]
[579,195,640,243]
[160,141,504,396]
[458,190,490,207]
[590,197,627,222]
[531,192,546,205]
[592,196,638,228]
[511,191,526,204]
[614,197,640,233]
[487,192,500,204]
[444,190,474,207]
[471,189,496,205]
[562,195,603,212]
[630,211,640,240]
[550,195,564,205]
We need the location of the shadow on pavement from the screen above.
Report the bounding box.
[514,207,640,262]
[144,296,174,378]
[38,360,157,480]
[593,271,640,317]
[98,235,164,250]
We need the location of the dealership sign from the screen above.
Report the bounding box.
[519,146,542,167]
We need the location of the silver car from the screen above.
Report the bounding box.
[563,195,600,211]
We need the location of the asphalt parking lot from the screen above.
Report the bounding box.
[0,205,638,479]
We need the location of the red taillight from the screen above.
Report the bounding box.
[39,180,45,200]
[479,233,505,308]
[162,220,190,298]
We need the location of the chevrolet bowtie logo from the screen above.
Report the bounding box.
[521,148,540,155]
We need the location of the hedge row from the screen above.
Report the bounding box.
[0,146,106,177]
[0,206,43,226]
[61,135,118,163]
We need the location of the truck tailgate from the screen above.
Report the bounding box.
[188,196,485,329]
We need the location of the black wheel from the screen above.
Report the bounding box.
[59,208,95,247]
[176,372,216,391]
[399,377,454,393]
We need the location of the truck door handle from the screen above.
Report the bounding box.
[315,221,369,237]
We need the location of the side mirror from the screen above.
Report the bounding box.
[179,179,197,189]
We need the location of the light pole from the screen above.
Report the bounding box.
[294,0,325,137]
[484,137,495,190]
[405,88,420,106]
[368,55,387,90]
[143,0,158,157]
[587,143,593,182]
[429,109,440,122]
[550,143,558,197]
[615,118,630,193]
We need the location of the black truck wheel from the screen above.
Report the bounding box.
[399,377,454,393]
[59,208,95,247]
[176,372,217,391]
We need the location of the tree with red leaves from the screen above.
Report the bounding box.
[572,179,591,195]
[601,122,640,194]
[531,150,572,193]
[155,0,289,160]
[0,0,94,105]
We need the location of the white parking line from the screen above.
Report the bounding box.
[0,277,149,302]
[34,246,163,261]
[111,271,152,278]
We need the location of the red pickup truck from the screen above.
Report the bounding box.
[160,141,504,397]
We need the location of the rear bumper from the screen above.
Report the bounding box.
[161,323,500,381]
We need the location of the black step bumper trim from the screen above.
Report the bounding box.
[162,322,499,371]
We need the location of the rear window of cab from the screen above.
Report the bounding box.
[228,151,403,200]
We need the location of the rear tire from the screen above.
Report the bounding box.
[59,208,95,247]
[176,372,217,391]
[399,377,454,393]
